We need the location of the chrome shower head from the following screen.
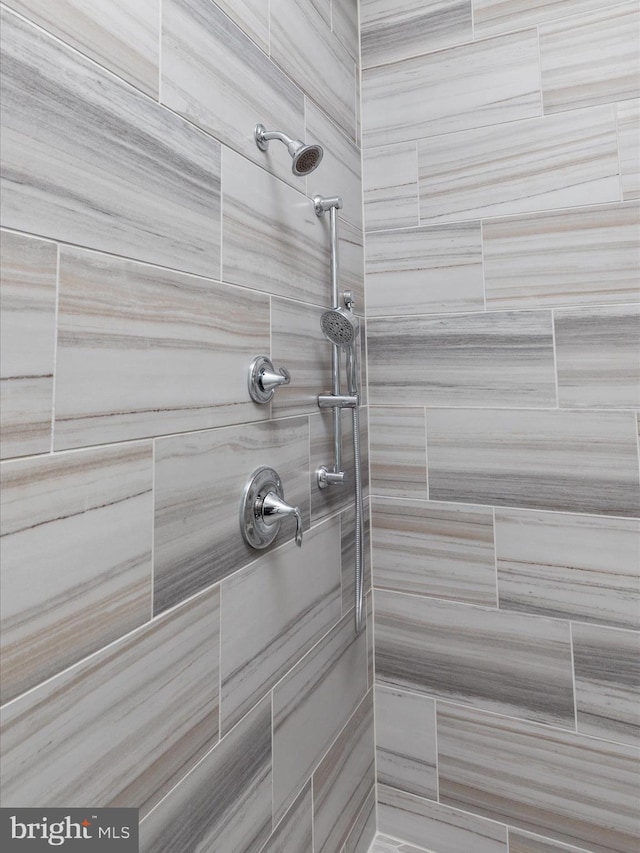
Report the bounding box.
[255,123,324,176]
[320,307,359,348]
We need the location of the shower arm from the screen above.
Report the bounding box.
[314,196,346,487]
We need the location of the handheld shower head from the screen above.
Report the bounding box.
[320,307,359,347]
[255,124,324,176]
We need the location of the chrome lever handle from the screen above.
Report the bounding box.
[259,492,303,547]
[248,356,291,404]
[259,366,291,393]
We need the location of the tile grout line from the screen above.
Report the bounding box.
[150,439,156,622]
[569,621,579,733]
[157,0,162,104]
[434,698,441,803]
[49,242,61,455]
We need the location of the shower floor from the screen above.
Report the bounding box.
[368,833,432,853]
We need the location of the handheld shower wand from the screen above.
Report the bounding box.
[254,124,324,176]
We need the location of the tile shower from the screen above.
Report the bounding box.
[0,3,637,853]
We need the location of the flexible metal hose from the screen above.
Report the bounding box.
[352,404,365,634]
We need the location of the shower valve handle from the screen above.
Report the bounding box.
[259,492,303,547]
[241,467,303,549]
[248,356,291,404]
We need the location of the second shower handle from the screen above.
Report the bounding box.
[248,355,291,404]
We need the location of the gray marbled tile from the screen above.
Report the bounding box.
[271,298,333,418]
[1,587,220,814]
[343,787,376,853]
[222,149,330,303]
[483,202,640,309]
[161,0,304,190]
[437,702,640,853]
[539,3,640,114]
[369,407,427,499]
[313,690,376,853]
[306,100,363,230]
[375,685,437,800]
[368,311,556,407]
[215,0,269,52]
[220,519,342,735]
[375,591,575,726]
[361,0,472,68]
[418,106,620,225]
[0,231,56,460]
[341,500,372,615]
[378,785,508,853]
[270,0,356,139]
[365,222,484,317]
[0,443,153,704]
[154,417,310,614]
[262,782,312,853]
[617,100,640,200]
[509,830,593,853]
[573,623,640,748]
[4,0,159,97]
[427,408,640,516]
[473,0,607,38]
[362,29,540,148]
[54,247,269,450]
[363,142,419,232]
[496,509,640,630]
[139,693,270,853]
[555,305,640,408]
[367,591,374,689]
[332,0,360,61]
[370,836,430,853]
[1,8,220,277]
[372,498,497,606]
[338,219,366,312]
[273,609,368,822]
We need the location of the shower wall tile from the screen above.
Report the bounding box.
[367,311,556,407]
[509,830,592,853]
[0,587,220,814]
[369,407,427,499]
[220,519,342,734]
[360,0,473,68]
[339,219,366,312]
[418,106,620,225]
[0,444,153,704]
[617,100,640,200]
[271,299,332,418]
[572,623,640,748]
[365,222,483,317]
[343,786,376,853]
[153,417,310,613]
[0,231,56,460]
[483,202,640,310]
[539,3,640,114]
[313,690,376,853]
[377,785,509,853]
[139,693,270,853]
[261,782,313,853]
[222,149,330,304]
[363,141,418,231]
[362,29,540,148]
[161,0,304,191]
[1,8,221,277]
[495,509,640,630]
[375,685,437,800]
[3,0,159,97]
[273,609,368,822]
[472,0,606,38]
[214,0,269,52]
[306,100,363,230]
[426,409,640,516]
[332,0,360,61]
[341,501,372,615]
[270,0,356,139]
[554,305,640,408]
[54,248,269,450]
[375,591,575,727]
[371,498,497,606]
[437,702,640,853]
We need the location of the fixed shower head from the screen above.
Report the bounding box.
[320,307,359,347]
[255,123,324,176]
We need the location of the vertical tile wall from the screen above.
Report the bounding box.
[361,1,640,852]
[0,2,376,851]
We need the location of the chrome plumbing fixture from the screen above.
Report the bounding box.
[240,467,303,549]
[248,355,291,404]
[254,124,324,176]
